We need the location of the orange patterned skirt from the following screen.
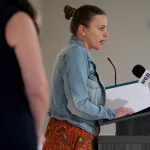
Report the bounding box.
[43,118,98,150]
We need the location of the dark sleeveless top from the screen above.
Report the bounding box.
[0,7,31,116]
[0,7,37,150]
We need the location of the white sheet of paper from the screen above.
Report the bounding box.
[105,83,150,113]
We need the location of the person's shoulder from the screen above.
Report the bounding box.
[9,11,31,23]
[67,44,88,58]
[6,9,35,35]
[4,7,34,37]
[5,8,37,48]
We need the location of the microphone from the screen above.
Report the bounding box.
[107,57,117,85]
[132,64,150,87]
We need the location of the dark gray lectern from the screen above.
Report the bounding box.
[97,81,150,150]
[116,108,150,136]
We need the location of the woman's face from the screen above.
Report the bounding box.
[80,15,109,51]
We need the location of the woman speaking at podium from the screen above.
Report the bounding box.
[43,4,133,150]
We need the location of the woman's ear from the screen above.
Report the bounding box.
[78,24,86,37]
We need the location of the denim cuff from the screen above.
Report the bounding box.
[109,108,116,119]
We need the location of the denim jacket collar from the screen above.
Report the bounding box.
[69,36,93,62]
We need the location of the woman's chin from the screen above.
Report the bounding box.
[95,46,102,51]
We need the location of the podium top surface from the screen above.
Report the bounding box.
[100,107,150,126]
[99,80,150,126]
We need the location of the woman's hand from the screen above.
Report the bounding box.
[115,107,134,118]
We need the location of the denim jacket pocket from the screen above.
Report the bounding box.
[87,71,102,105]
[87,71,99,89]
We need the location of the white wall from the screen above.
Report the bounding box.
[30,0,42,10]
[40,0,150,135]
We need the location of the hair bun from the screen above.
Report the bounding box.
[64,5,76,20]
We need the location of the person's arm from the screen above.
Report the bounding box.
[63,47,116,120]
[6,12,49,138]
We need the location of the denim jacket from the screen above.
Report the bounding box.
[48,36,116,136]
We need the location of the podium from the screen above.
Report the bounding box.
[97,81,150,150]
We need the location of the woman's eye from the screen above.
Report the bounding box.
[99,27,104,31]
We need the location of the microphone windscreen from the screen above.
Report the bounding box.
[132,64,146,78]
